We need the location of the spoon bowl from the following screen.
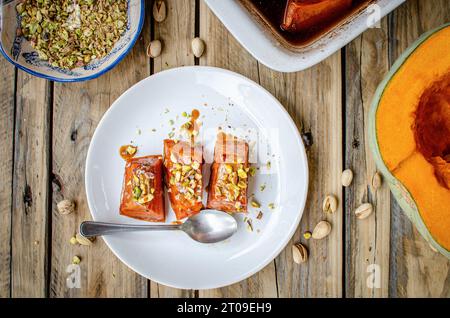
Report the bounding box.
[180,210,238,243]
[80,209,238,244]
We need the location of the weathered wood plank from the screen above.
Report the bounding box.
[0,57,15,298]
[258,54,343,297]
[49,9,151,297]
[344,19,391,297]
[11,71,51,297]
[149,0,197,298]
[388,0,450,298]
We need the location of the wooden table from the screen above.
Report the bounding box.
[1,0,449,298]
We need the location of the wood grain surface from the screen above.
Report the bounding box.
[0,0,449,298]
[11,72,51,297]
[0,55,15,298]
[345,17,391,298]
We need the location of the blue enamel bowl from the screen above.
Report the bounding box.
[0,0,144,82]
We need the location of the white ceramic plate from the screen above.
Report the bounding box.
[85,66,308,289]
[204,0,405,72]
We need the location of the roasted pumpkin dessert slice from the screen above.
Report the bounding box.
[164,139,203,220]
[281,0,353,33]
[207,132,249,213]
[120,155,165,222]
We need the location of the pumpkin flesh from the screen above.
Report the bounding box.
[376,26,450,251]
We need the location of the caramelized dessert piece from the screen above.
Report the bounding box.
[164,139,203,220]
[120,155,165,222]
[207,132,249,213]
[281,0,353,33]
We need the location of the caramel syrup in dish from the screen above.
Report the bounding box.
[242,0,373,47]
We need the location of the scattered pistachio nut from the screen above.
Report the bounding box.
[322,194,338,214]
[372,172,382,190]
[76,233,95,246]
[147,40,162,58]
[57,199,75,215]
[355,203,373,219]
[69,236,77,245]
[292,243,308,264]
[341,169,353,187]
[191,37,205,58]
[312,221,332,240]
[303,231,312,240]
[152,0,167,23]
[72,255,81,265]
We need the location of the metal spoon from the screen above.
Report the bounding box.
[79,209,237,243]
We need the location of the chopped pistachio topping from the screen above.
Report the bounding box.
[251,200,261,208]
[169,158,202,204]
[237,168,247,179]
[215,164,248,208]
[131,170,154,204]
[17,0,128,69]
[246,219,253,232]
[225,164,233,174]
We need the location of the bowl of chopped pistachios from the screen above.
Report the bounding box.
[0,0,144,82]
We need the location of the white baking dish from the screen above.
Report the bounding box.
[204,0,405,72]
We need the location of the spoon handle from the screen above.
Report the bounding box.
[80,221,181,237]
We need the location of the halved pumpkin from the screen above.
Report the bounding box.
[370,24,450,257]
